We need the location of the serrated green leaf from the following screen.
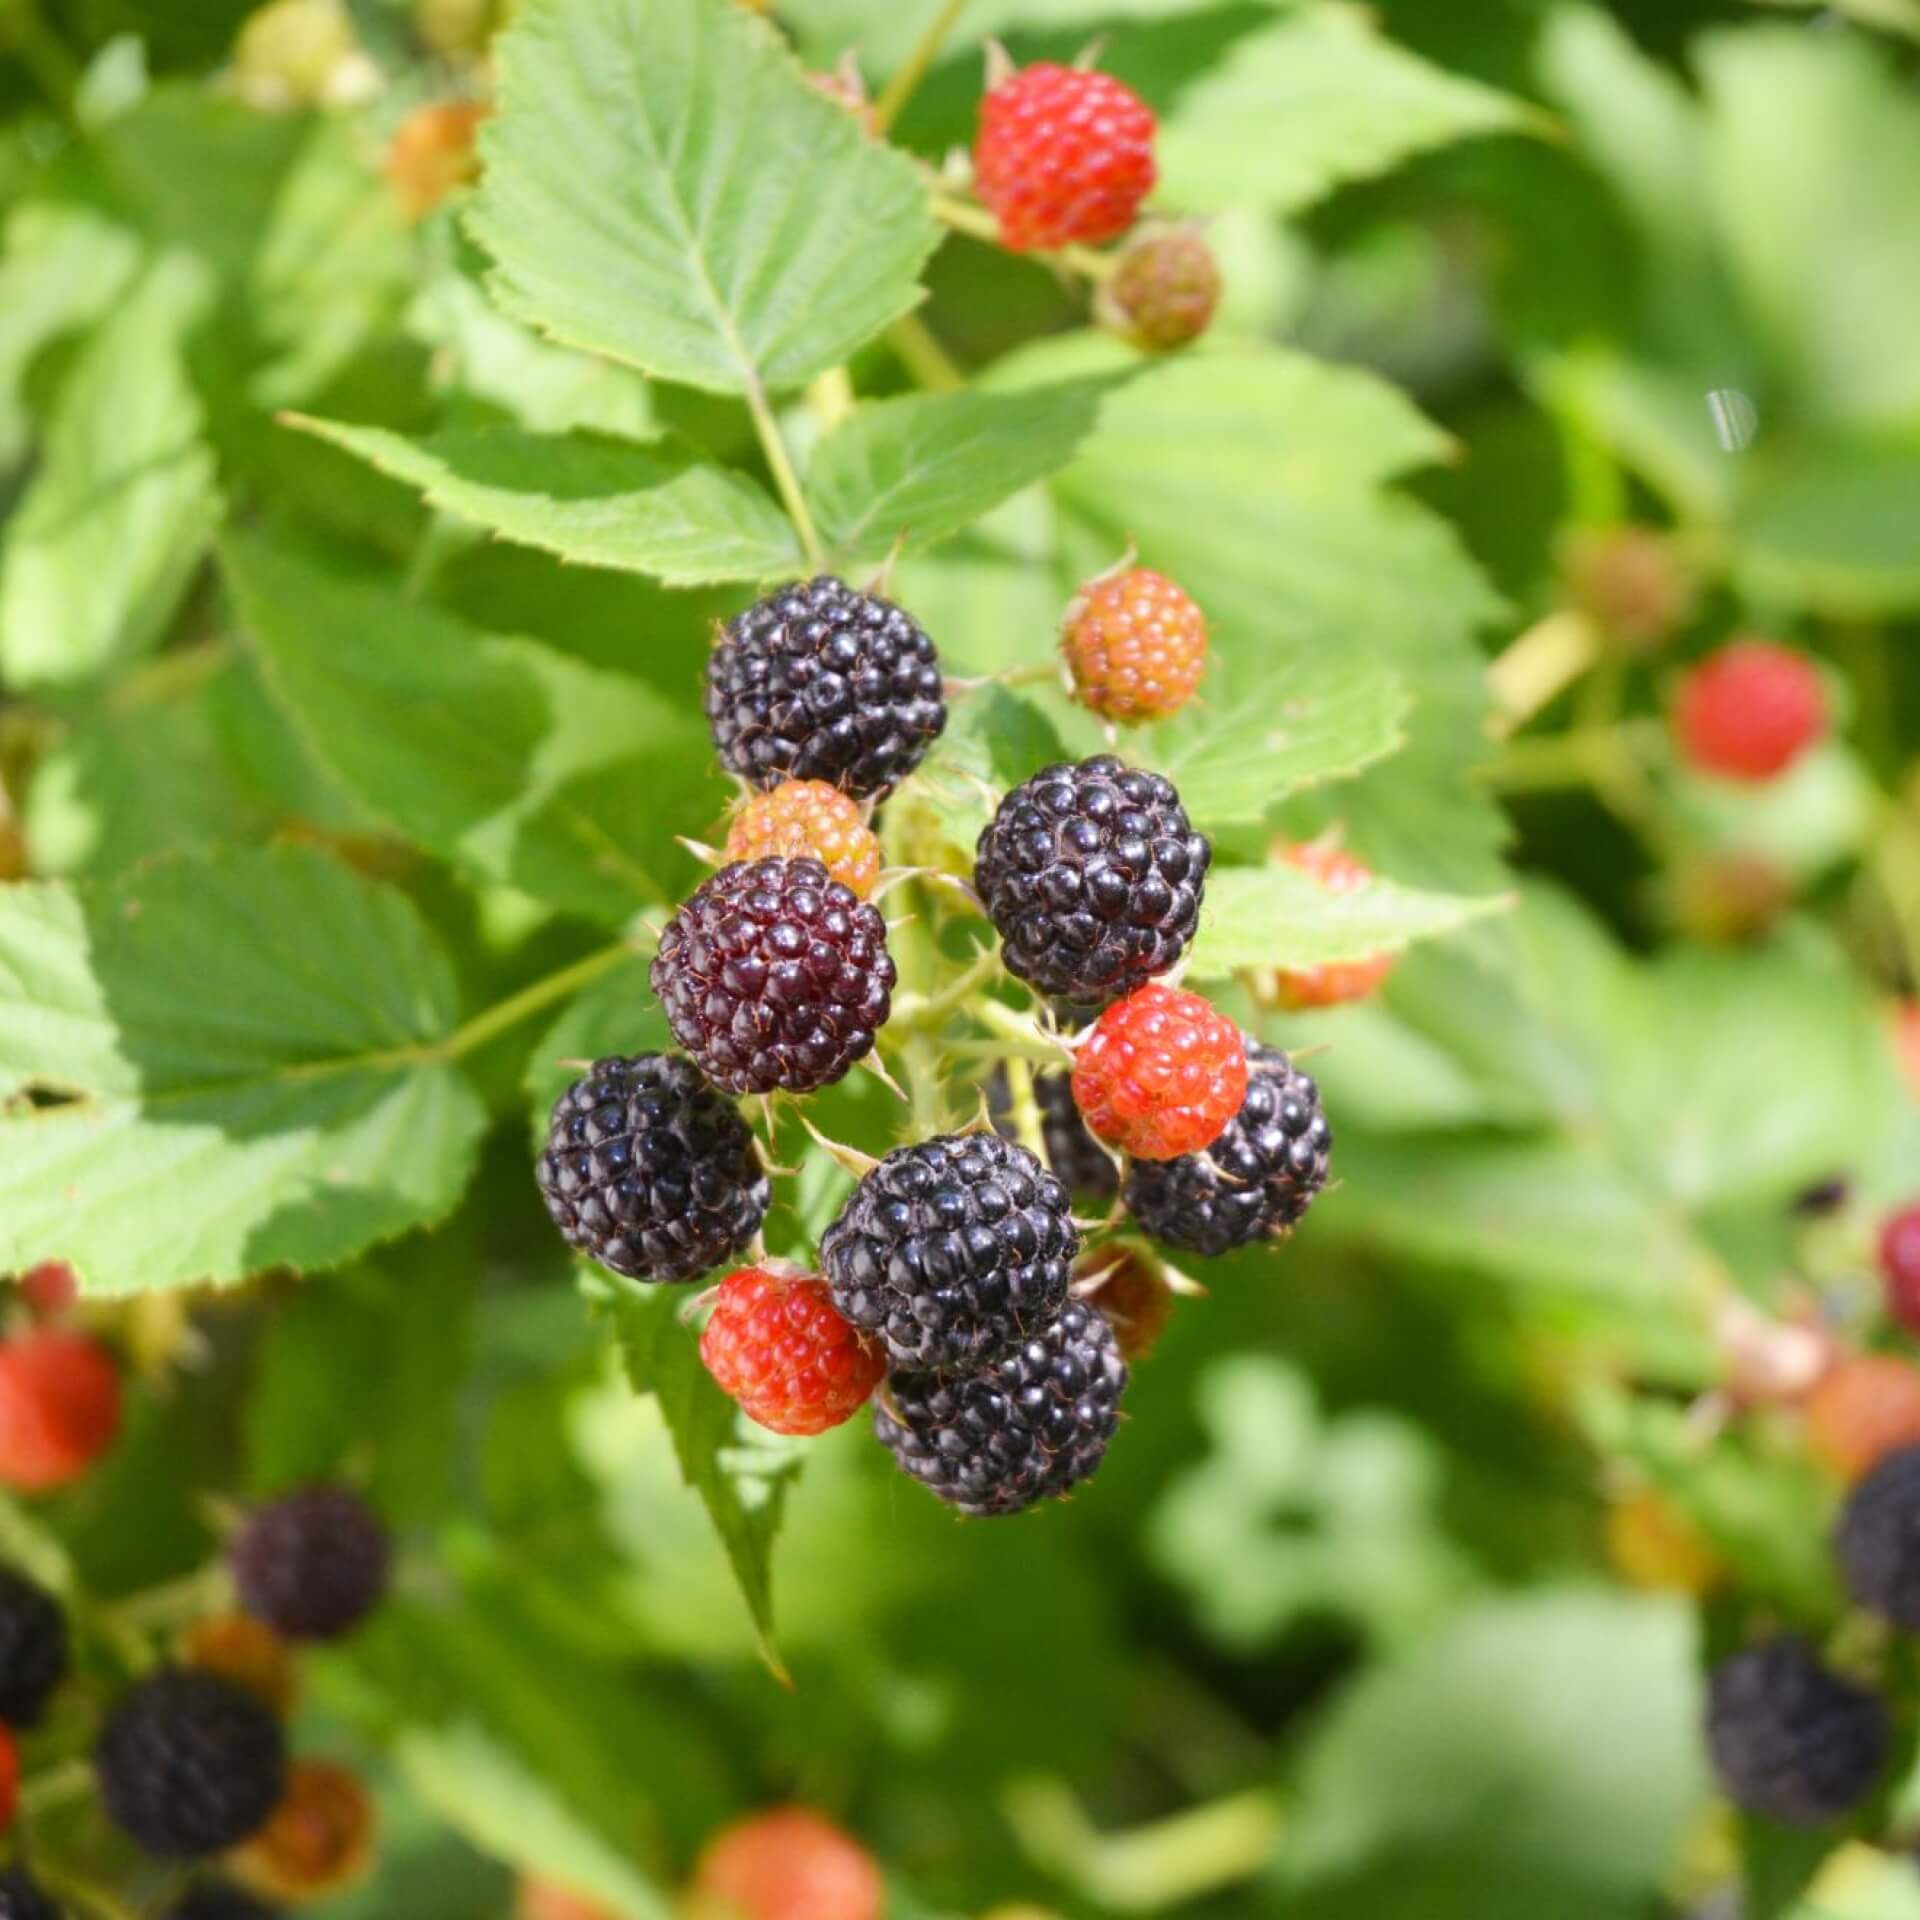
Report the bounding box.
[469,0,937,396]
[807,377,1122,567]
[395,1722,671,1920]
[0,201,140,465]
[778,0,1228,73]
[0,845,486,1294]
[1152,661,1410,829]
[0,251,221,688]
[288,418,802,587]
[606,1284,803,1681]
[1188,864,1509,978]
[225,531,715,919]
[1158,4,1544,218]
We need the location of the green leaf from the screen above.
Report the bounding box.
[778,0,1226,73]
[288,418,802,587]
[0,845,486,1294]
[1733,432,1920,617]
[395,1722,671,1920]
[1279,1590,1707,1920]
[0,201,140,465]
[1188,863,1510,978]
[807,377,1122,567]
[1151,663,1410,830]
[525,957,668,1151]
[0,252,221,689]
[606,1284,803,1681]
[224,531,715,920]
[468,0,937,395]
[1157,5,1545,218]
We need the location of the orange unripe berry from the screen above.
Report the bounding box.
[1062,567,1207,725]
[724,782,881,899]
[1252,842,1398,1010]
[691,1807,883,1920]
[1074,1247,1172,1362]
[180,1613,299,1717]
[1894,1001,1920,1103]
[1072,983,1247,1162]
[0,1330,121,1492]
[1605,1489,1721,1595]
[230,1760,377,1902]
[385,101,489,220]
[1805,1354,1920,1482]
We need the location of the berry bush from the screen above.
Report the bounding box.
[1,0,1919,1915]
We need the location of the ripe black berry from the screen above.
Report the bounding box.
[536,1053,769,1281]
[1705,1637,1888,1825]
[1836,1445,1920,1628]
[989,1066,1117,1201]
[706,576,946,798]
[651,859,895,1096]
[1126,1044,1331,1256]
[874,1298,1126,1516]
[0,1563,67,1727]
[821,1133,1079,1373]
[0,1867,62,1920]
[974,755,1209,1007]
[95,1669,286,1858]
[229,1486,390,1643]
[159,1886,280,1920]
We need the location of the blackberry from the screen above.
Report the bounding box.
[651,859,895,1097]
[0,1564,66,1728]
[974,755,1209,1008]
[1705,1638,1887,1825]
[230,1486,390,1643]
[536,1053,769,1281]
[0,1867,62,1920]
[95,1669,286,1859]
[874,1298,1126,1516]
[706,576,946,798]
[821,1134,1079,1373]
[988,1066,1118,1202]
[1126,1044,1331,1256]
[1836,1446,1920,1628]
[159,1887,280,1920]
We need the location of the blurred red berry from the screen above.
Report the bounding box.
[0,1725,16,1838]
[1895,1002,1920,1103]
[17,1263,76,1319]
[974,64,1156,252]
[700,1267,885,1438]
[1674,639,1826,781]
[517,1882,618,1920]
[692,1807,884,1920]
[0,1330,121,1492]
[1261,843,1399,1009]
[1881,1204,1920,1334]
[385,100,489,220]
[1072,984,1247,1162]
[1805,1354,1920,1483]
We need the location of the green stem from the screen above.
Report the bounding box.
[20,1758,93,1821]
[744,378,823,570]
[890,941,1002,1030]
[31,1859,139,1920]
[886,312,964,392]
[0,0,80,114]
[898,1032,951,1138]
[975,996,1075,1068]
[872,0,971,131]
[439,942,636,1063]
[930,191,1003,246]
[98,1564,227,1636]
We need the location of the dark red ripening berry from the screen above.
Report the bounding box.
[1880,1202,1920,1334]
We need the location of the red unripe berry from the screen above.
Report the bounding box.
[1881,1204,1920,1334]
[0,1330,121,1492]
[17,1262,77,1319]
[699,1267,885,1438]
[1674,639,1826,781]
[1061,566,1208,725]
[692,1807,883,1920]
[1805,1354,1920,1483]
[1261,843,1398,1009]
[1072,984,1247,1162]
[0,1725,16,1838]
[974,63,1156,253]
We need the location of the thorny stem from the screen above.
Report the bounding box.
[872,0,971,132]
[890,942,1003,1030]
[744,378,824,570]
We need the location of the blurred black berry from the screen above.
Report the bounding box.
[1837,1445,1920,1629]
[974,755,1209,1008]
[230,1486,390,1643]
[706,576,946,797]
[0,1866,62,1920]
[95,1669,286,1858]
[0,1563,67,1727]
[158,1886,280,1920]
[652,858,895,1096]
[536,1053,768,1280]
